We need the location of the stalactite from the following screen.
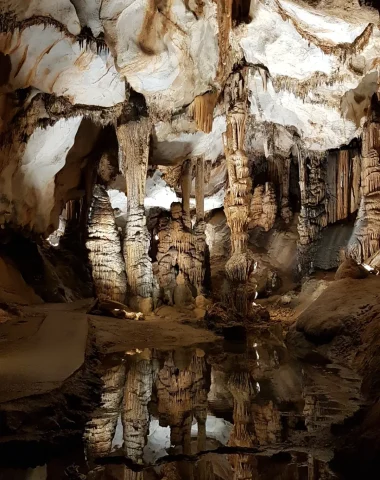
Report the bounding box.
[122,351,153,462]
[349,102,380,262]
[86,185,127,303]
[189,92,218,133]
[249,183,277,232]
[117,118,153,312]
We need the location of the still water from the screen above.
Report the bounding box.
[0,325,364,479]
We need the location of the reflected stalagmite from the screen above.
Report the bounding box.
[122,350,153,462]
[155,349,208,455]
[84,359,126,459]
[227,371,257,480]
[86,185,127,303]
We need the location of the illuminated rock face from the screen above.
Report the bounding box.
[86,184,127,303]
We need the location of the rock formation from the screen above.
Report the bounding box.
[0,0,379,313]
[297,149,328,276]
[250,183,277,232]
[223,70,257,314]
[117,118,154,313]
[86,185,127,303]
[349,95,380,263]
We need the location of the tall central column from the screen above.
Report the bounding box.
[117,118,153,313]
[181,159,192,229]
[223,70,256,315]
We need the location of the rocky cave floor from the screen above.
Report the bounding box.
[1,264,380,479]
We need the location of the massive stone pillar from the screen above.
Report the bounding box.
[196,157,205,223]
[86,185,127,303]
[296,145,327,277]
[349,96,380,262]
[193,156,207,294]
[117,118,153,313]
[223,70,256,314]
[181,159,192,229]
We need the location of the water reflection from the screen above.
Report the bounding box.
[82,326,352,479]
[0,325,361,479]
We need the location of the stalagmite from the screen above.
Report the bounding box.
[349,97,380,262]
[249,183,277,232]
[122,350,153,462]
[117,118,153,313]
[156,184,208,300]
[86,185,127,303]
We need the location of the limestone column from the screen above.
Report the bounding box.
[193,156,207,294]
[349,96,380,262]
[117,118,153,313]
[181,159,192,229]
[86,185,127,303]
[196,157,205,222]
[223,70,256,314]
[296,144,327,277]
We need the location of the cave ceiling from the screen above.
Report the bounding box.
[0,0,379,230]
